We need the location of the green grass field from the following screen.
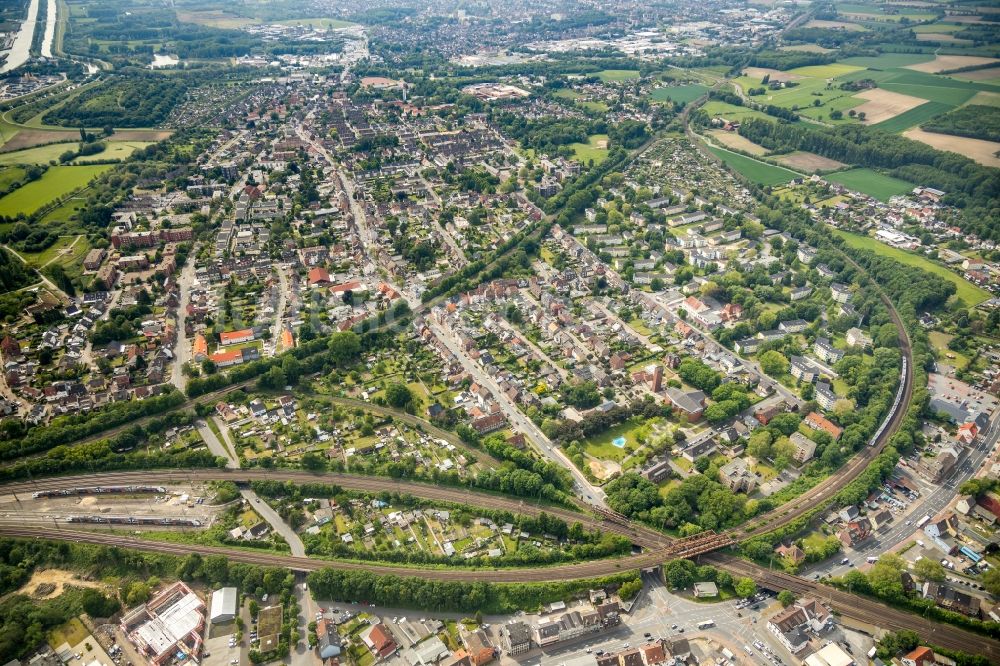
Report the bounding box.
[826,168,913,201]
[788,63,865,78]
[834,230,991,306]
[0,166,27,191]
[706,145,799,186]
[701,100,772,122]
[840,54,935,69]
[569,134,609,165]
[596,69,640,82]
[872,101,954,133]
[650,83,710,104]
[0,164,112,216]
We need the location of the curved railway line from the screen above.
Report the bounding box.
[1,166,994,655]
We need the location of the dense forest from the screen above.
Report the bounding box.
[0,247,37,293]
[738,118,1000,242]
[922,105,1000,143]
[43,73,189,127]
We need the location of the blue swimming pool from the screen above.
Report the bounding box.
[612,436,627,448]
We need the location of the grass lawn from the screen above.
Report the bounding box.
[0,142,77,165]
[825,168,913,201]
[834,230,991,306]
[0,164,112,216]
[21,235,87,268]
[0,166,27,190]
[596,69,640,82]
[582,419,652,462]
[705,144,799,186]
[927,330,971,369]
[48,617,90,648]
[0,140,152,166]
[38,196,86,224]
[569,134,609,165]
[650,83,709,104]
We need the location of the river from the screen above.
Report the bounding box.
[0,0,40,73]
[41,0,55,58]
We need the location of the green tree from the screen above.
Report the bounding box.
[385,382,413,409]
[734,577,757,598]
[759,350,790,377]
[777,590,796,607]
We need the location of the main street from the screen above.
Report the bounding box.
[810,413,999,579]
[171,249,198,390]
[426,318,608,507]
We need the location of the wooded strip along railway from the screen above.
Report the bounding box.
[0,241,977,650]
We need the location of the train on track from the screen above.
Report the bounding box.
[32,485,166,499]
[869,357,907,447]
[65,515,200,527]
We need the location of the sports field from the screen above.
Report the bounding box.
[834,230,991,306]
[570,134,609,164]
[706,145,799,186]
[0,164,112,216]
[826,168,912,201]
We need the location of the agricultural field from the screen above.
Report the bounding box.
[906,55,1000,74]
[596,69,640,82]
[872,101,954,133]
[0,164,112,216]
[701,100,772,123]
[825,168,912,201]
[650,83,710,104]
[569,134,609,164]
[853,87,928,123]
[709,130,768,156]
[705,144,799,186]
[776,151,846,172]
[834,230,991,306]
[901,128,1000,168]
[175,9,256,28]
[0,140,149,166]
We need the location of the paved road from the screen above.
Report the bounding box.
[196,419,306,557]
[171,252,197,390]
[809,414,999,579]
[418,172,468,266]
[427,318,607,507]
[270,264,289,353]
[197,417,317,664]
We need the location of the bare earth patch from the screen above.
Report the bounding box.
[0,129,75,152]
[709,130,768,156]
[915,33,971,44]
[852,88,928,124]
[13,569,107,601]
[907,55,1000,73]
[743,67,802,82]
[967,91,1000,107]
[805,19,866,31]
[111,130,173,142]
[903,128,1000,167]
[777,151,847,172]
[588,459,621,481]
[956,68,1000,83]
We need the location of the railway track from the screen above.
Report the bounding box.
[709,554,1000,661]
